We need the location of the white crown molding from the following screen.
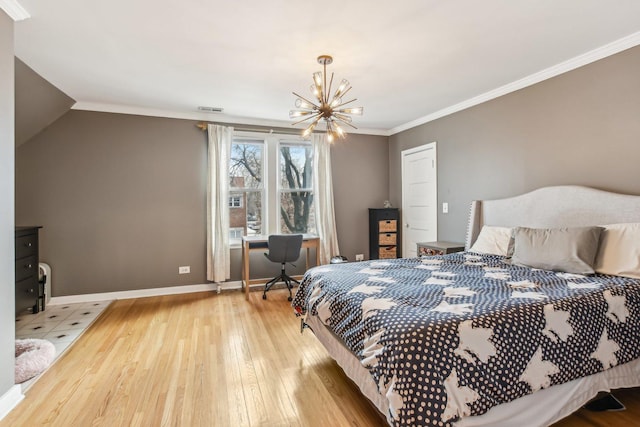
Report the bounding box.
[0,0,29,21]
[390,30,640,136]
[72,101,388,136]
[0,385,23,421]
[71,31,640,138]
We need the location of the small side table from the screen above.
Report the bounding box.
[417,241,465,257]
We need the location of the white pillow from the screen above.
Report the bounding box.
[594,223,640,278]
[470,226,514,256]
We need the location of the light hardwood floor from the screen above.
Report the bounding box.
[3,289,640,426]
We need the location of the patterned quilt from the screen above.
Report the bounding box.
[291,252,640,426]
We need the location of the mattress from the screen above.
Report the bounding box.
[306,314,640,426]
[292,253,640,426]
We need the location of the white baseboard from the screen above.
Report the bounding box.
[47,280,254,305]
[0,385,23,421]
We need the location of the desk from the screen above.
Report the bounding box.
[242,234,320,300]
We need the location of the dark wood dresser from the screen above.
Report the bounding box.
[369,208,399,259]
[15,226,43,315]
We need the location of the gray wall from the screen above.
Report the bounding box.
[389,45,640,244]
[15,111,389,296]
[0,8,16,398]
[16,111,208,296]
[14,58,75,146]
[331,133,390,260]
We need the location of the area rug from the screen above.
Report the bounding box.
[15,338,56,384]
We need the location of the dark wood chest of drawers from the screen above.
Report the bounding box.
[369,208,399,260]
[15,226,42,315]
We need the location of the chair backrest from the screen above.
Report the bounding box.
[266,234,303,263]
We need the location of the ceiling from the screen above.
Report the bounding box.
[11,0,640,136]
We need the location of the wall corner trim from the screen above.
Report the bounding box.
[0,0,30,21]
[0,385,24,421]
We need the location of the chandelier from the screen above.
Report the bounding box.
[290,55,363,142]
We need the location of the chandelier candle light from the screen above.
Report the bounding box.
[290,55,363,142]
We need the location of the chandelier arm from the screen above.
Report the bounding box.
[323,62,329,104]
[326,72,334,105]
[338,86,352,100]
[292,92,319,109]
[333,98,358,109]
[304,116,323,136]
[307,115,323,128]
[291,112,322,126]
[333,116,358,129]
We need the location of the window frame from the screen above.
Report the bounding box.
[227,131,313,247]
[277,139,315,235]
[228,136,266,247]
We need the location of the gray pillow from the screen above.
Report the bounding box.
[511,226,604,275]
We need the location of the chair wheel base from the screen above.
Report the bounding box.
[288,296,292,302]
[262,294,267,300]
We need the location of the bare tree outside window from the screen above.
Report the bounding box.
[229,141,263,241]
[228,137,315,240]
[280,144,315,234]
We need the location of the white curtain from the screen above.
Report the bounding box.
[312,133,340,264]
[206,124,233,282]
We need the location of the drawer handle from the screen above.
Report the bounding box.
[25,242,32,247]
[25,264,33,269]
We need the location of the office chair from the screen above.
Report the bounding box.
[263,234,303,301]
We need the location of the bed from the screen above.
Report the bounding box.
[291,185,640,427]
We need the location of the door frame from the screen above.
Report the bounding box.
[401,142,438,257]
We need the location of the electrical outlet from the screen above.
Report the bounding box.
[178,266,190,274]
[355,254,364,261]
[442,202,449,214]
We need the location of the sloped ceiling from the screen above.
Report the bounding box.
[15,58,75,146]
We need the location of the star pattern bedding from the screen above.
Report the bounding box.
[292,252,640,426]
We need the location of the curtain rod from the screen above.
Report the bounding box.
[196,121,307,136]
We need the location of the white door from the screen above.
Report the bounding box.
[402,142,437,258]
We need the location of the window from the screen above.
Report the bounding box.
[229,139,264,244]
[279,142,315,234]
[229,227,244,240]
[227,133,314,244]
[229,195,242,208]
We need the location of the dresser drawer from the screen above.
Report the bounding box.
[379,233,397,245]
[15,255,38,282]
[379,220,397,233]
[379,246,397,259]
[16,277,37,314]
[16,234,38,259]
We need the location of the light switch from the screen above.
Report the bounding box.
[442,202,449,214]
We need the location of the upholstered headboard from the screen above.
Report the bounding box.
[465,185,640,249]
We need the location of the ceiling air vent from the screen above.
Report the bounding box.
[198,106,224,113]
